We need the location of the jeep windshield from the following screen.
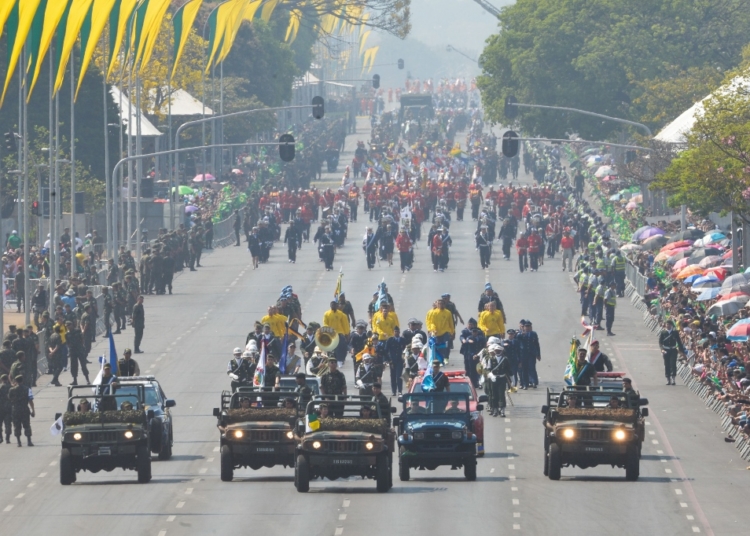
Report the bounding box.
[402,393,471,416]
[116,385,161,407]
[558,390,631,409]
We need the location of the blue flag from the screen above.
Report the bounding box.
[421,354,435,392]
[374,279,386,312]
[109,331,119,375]
[278,320,290,374]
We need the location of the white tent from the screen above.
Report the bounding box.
[110,86,162,137]
[655,75,750,144]
[154,88,213,116]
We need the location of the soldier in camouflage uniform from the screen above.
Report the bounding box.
[112,282,127,333]
[9,374,34,446]
[65,320,89,385]
[140,249,152,294]
[24,325,39,387]
[319,358,347,417]
[80,304,94,357]
[102,286,113,336]
[0,374,11,443]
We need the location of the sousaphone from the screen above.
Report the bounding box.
[315,326,340,352]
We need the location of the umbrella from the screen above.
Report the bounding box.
[184,205,200,213]
[690,247,723,259]
[698,255,723,268]
[672,257,700,272]
[723,251,733,261]
[620,244,642,252]
[695,287,721,300]
[192,173,215,182]
[643,235,668,250]
[702,232,726,244]
[609,193,622,201]
[633,227,665,241]
[727,321,750,341]
[660,240,693,252]
[721,291,750,301]
[595,165,616,178]
[172,185,194,195]
[722,273,750,288]
[725,295,750,305]
[582,148,601,156]
[703,267,728,281]
[676,265,704,279]
[231,168,244,175]
[684,274,703,285]
[707,300,744,317]
[692,276,722,290]
[601,175,618,182]
[745,266,750,274]
[633,225,655,240]
[668,229,703,242]
[665,249,695,263]
[631,194,643,203]
[719,282,750,296]
[625,201,638,210]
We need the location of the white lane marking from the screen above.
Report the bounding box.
[504,418,511,422]
[335,528,344,536]
[514,513,520,518]
[680,503,688,508]
[158,531,167,536]
[185,488,193,495]
[687,515,694,520]
[49,461,57,466]
[207,458,214,462]
[506,436,512,441]
[665,469,672,474]
[652,440,659,444]
[26,483,35,488]
[511,487,518,491]
[339,514,347,520]
[508,464,515,470]
[176,502,185,509]
[692,527,700,533]
[176,337,182,341]
[343,499,350,508]
[506,445,513,450]
[512,499,519,505]
[199,468,207,474]
[490,468,495,473]
[14,493,24,499]
[648,430,656,435]
[656,450,664,454]
[509,475,516,481]
[505,428,511,433]
[675,489,683,495]
[213,447,220,452]
[646,421,651,425]
[513,524,520,530]
[38,473,47,478]
[660,459,668,463]
[3,505,14,512]
[167,516,176,522]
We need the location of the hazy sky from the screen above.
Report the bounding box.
[408,0,512,56]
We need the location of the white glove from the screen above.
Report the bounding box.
[488,373,497,382]
[229,373,239,381]
[355,380,364,389]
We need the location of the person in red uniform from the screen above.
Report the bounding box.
[395,228,414,272]
[516,231,529,273]
[527,228,543,272]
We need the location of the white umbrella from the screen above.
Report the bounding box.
[707,300,744,317]
[595,166,616,178]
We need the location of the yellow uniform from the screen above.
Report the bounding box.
[478,310,505,337]
[426,308,454,336]
[372,310,400,338]
[261,314,287,338]
[54,322,67,344]
[323,309,350,336]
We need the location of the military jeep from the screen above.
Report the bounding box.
[295,396,395,493]
[542,387,649,481]
[57,385,153,485]
[395,392,479,481]
[214,387,301,481]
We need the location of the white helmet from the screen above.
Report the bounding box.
[411,340,423,349]
[245,340,258,352]
[487,336,501,346]
[233,347,242,355]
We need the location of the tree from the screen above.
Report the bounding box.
[477,0,750,140]
[651,82,750,221]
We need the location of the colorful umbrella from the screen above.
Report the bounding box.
[691,275,721,289]
[727,321,750,341]
[668,229,703,242]
[172,185,194,195]
[684,274,703,284]
[676,265,704,279]
[660,240,693,252]
[192,173,215,182]
[721,291,750,300]
[695,287,721,300]
[672,257,700,272]
[698,255,723,268]
[702,232,726,244]
[231,168,244,175]
[595,165,616,178]
[707,300,744,317]
[184,205,200,213]
[703,267,728,281]
[722,273,750,288]
[634,227,665,241]
[620,244,642,252]
[643,235,668,250]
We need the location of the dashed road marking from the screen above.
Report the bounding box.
[14,493,24,499]
[511,487,518,491]
[656,449,664,454]
[509,475,516,481]
[38,473,47,478]
[26,483,34,488]
[512,499,519,505]
[3,505,14,512]
[158,531,167,536]
[692,527,700,533]
[176,502,185,509]
[651,439,659,444]
[675,489,683,495]
[334,528,344,536]
[687,515,694,520]
[207,457,214,462]
[514,513,520,518]
[199,468,207,474]
[213,447,220,452]
[343,499,350,508]
[648,430,656,435]
[490,468,495,473]
[506,436,512,441]
[504,418,511,422]
[513,524,520,530]
[167,516,176,522]
[339,514,347,520]
[185,488,193,495]
[507,445,513,451]
[508,464,515,470]
[665,469,672,474]
[505,428,511,433]
[680,503,689,508]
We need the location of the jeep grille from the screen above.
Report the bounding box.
[324,440,360,452]
[580,430,606,442]
[88,431,120,442]
[249,430,284,442]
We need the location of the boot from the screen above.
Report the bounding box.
[70,379,78,386]
[16,436,22,447]
[84,375,91,385]
[671,376,676,385]
[5,435,9,444]
[500,408,506,417]
[27,438,33,447]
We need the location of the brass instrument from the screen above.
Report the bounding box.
[315,326,340,352]
[315,358,330,377]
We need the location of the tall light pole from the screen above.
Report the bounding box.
[446,44,478,64]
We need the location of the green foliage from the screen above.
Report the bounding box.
[652,86,750,220]
[478,0,750,139]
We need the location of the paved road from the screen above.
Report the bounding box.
[1,139,748,536]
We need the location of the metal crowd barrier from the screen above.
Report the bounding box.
[211,215,236,248]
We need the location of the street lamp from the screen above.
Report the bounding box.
[446,44,478,64]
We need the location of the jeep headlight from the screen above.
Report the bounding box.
[73,433,82,441]
[562,428,575,439]
[286,431,294,439]
[312,441,322,449]
[365,442,374,450]
[413,432,424,440]
[613,429,626,441]
[124,431,134,439]
[233,430,244,439]
[451,431,463,439]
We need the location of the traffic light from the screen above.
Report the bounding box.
[502,130,519,158]
[31,200,39,216]
[504,95,518,119]
[312,96,325,120]
[397,59,404,70]
[372,74,380,89]
[279,133,296,162]
[3,131,17,152]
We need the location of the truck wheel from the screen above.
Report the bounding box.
[398,460,410,481]
[296,455,310,493]
[548,444,561,481]
[137,446,152,483]
[60,448,76,485]
[158,430,173,460]
[543,448,549,476]
[376,455,391,492]
[220,445,234,482]
[464,459,477,481]
[625,445,640,481]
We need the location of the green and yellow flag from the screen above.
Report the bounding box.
[52,0,94,95]
[106,0,138,81]
[1,0,43,108]
[216,0,251,65]
[204,0,234,73]
[171,0,203,80]
[0,0,17,37]
[135,0,171,73]
[76,0,117,99]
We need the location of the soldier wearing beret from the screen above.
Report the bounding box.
[9,374,34,447]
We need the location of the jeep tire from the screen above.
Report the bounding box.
[60,448,76,485]
[296,454,310,492]
[625,445,640,481]
[137,445,152,483]
[548,443,561,481]
[220,445,233,482]
[158,430,173,460]
[464,458,477,481]
[376,455,390,492]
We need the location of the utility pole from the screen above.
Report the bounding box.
[70,54,77,253]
